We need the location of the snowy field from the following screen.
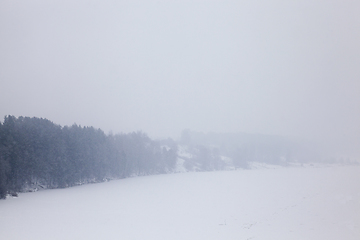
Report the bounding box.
[1,165,359,240]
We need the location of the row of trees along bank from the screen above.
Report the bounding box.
[0,116,177,199]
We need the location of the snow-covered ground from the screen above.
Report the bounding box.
[1,165,359,240]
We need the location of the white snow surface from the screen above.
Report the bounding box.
[1,165,359,240]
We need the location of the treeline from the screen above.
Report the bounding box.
[179,129,322,169]
[0,116,177,199]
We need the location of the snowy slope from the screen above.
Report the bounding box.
[0,166,359,240]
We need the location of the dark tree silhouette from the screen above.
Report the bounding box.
[0,116,178,199]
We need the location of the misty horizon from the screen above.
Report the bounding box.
[1,1,359,158]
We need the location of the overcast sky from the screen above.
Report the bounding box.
[1,0,359,155]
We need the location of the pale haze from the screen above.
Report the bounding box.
[1,0,359,157]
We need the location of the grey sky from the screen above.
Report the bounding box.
[1,0,359,156]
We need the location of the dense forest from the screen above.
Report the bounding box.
[1,116,349,200]
[0,116,177,199]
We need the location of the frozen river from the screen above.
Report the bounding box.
[1,165,359,239]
